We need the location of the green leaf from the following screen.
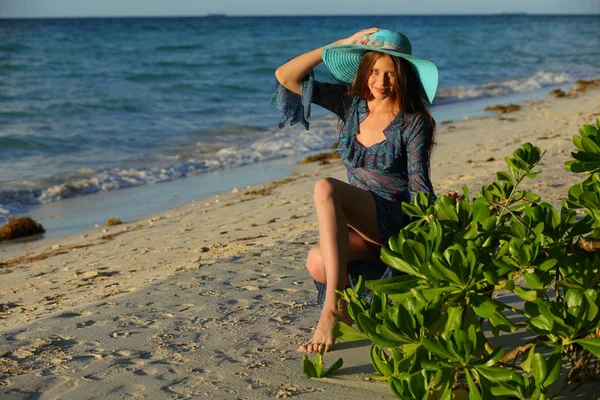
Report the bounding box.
[471,294,500,319]
[422,338,455,360]
[581,136,600,153]
[584,289,599,322]
[437,204,459,222]
[565,289,583,308]
[445,303,463,332]
[505,157,520,180]
[378,324,411,345]
[465,369,482,400]
[473,197,490,222]
[565,160,586,173]
[523,191,541,202]
[538,258,558,272]
[529,314,554,333]
[480,347,504,367]
[402,202,426,218]
[524,272,544,290]
[314,351,324,377]
[431,368,455,391]
[488,310,517,333]
[513,286,538,302]
[356,313,378,335]
[543,352,561,388]
[476,365,522,383]
[431,252,462,285]
[483,270,498,285]
[580,123,599,137]
[302,354,318,378]
[472,198,491,223]
[571,151,600,162]
[462,185,470,200]
[302,350,343,379]
[368,330,403,349]
[496,171,514,183]
[574,338,600,358]
[520,344,536,373]
[324,357,344,376]
[381,246,423,277]
[490,386,522,398]
[463,224,479,240]
[407,370,427,399]
[388,376,402,398]
[532,353,547,387]
[366,275,421,293]
[370,344,393,376]
[331,321,368,341]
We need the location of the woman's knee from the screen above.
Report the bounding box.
[306,245,326,283]
[313,178,338,204]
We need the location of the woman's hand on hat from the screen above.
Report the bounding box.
[338,28,379,46]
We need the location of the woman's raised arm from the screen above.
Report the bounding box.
[274,28,379,95]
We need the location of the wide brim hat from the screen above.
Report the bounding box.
[322,29,438,104]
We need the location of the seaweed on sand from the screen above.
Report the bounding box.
[0,217,45,241]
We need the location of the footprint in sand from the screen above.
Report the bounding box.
[76,320,96,328]
[58,310,92,318]
[110,331,135,338]
[133,367,159,376]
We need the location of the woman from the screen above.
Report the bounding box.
[271,28,438,353]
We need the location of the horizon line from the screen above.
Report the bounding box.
[2,12,600,20]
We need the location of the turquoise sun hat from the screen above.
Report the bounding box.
[322,29,438,104]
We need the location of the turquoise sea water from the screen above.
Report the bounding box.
[0,15,599,233]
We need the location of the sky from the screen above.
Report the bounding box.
[0,0,599,18]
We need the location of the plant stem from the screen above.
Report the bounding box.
[500,337,541,363]
[490,200,538,238]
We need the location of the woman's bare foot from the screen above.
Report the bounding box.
[298,305,354,353]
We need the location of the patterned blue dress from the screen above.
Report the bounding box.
[270,72,435,303]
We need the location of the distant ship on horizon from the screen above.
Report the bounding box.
[494,11,528,15]
[204,13,227,17]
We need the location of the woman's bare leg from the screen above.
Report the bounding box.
[306,231,381,284]
[299,177,383,353]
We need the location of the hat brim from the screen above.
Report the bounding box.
[322,44,438,104]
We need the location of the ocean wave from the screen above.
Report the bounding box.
[437,71,573,102]
[0,43,28,52]
[248,67,276,75]
[157,83,199,94]
[0,136,39,149]
[155,44,205,52]
[0,119,339,224]
[156,61,210,69]
[0,62,25,72]
[125,72,182,82]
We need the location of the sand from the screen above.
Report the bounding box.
[1,86,599,399]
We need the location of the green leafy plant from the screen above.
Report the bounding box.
[302,349,343,379]
[329,118,600,399]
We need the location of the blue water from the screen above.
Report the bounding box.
[0,15,599,225]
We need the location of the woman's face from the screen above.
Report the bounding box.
[367,55,397,100]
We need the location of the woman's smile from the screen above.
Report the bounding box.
[372,86,390,94]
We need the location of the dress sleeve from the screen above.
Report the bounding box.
[269,70,347,130]
[404,115,436,201]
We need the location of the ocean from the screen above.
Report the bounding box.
[1,15,599,235]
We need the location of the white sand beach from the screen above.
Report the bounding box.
[1,85,599,399]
